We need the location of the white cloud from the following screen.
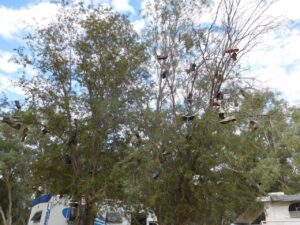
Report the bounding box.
[0,51,22,73]
[132,19,145,33]
[73,0,109,6]
[0,74,25,96]
[266,0,300,21]
[240,24,300,105]
[0,3,59,40]
[111,0,135,14]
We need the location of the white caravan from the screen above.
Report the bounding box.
[233,192,300,225]
[27,194,158,225]
[258,192,300,225]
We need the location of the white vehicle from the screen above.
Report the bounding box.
[233,192,300,225]
[27,194,158,225]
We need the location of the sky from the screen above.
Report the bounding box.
[0,0,300,105]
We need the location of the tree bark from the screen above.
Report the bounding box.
[85,203,96,225]
[6,178,12,225]
[0,205,7,225]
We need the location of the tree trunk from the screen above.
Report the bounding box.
[0,205,7,225]
[85,203,96,225]
[6,179,12,225]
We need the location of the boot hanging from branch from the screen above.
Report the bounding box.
[161,70,169,79]
[249,119,259,132]
[216,91,224,100]
[225,48,239,61]
[187,92,193,104]
[42,127,48,135]
[21,127,28,142]
[14,100,21,110]
[186,63,196,74]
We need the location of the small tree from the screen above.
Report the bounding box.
[15,5,149,225]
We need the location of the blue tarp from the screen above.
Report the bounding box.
[32,194,52,207]
[94,217,107,225]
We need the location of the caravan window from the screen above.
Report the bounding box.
[31,211,42,223]
[289,203,300,218]
[106,212,123,223]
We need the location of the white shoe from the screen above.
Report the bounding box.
[220,116,236,124]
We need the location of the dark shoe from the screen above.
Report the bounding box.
[12,123,21,130]
[15,101,21,110]
[182,115,195,121]
[157,55,168,60]
[161,70,169,79]
[225,48,239,53]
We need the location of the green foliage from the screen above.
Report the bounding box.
[14,4,149,225]
[0,117,32,225]
[6,1,298,225]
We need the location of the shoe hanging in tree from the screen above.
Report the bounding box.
[191,63,196,71]
[249,119,259,132]
[187,92,193,104]
[186,63,196,73]
[218,107,225,120]
[161,70,169,79]
[225,48,239,53]
[42,127,48,135]
[152,166,161,180]
[231,52,238,61]
[216,91,224,100]
[14,100,21,110]
[156,54,168,60]
[213,99,221,107]
[182,114,195,121]
[21,128,28,142]
[225,48,239,61]
[240,88,247,97]
[220,115,236,124]
[12,123,21,130]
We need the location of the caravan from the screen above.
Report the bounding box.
[233,192,300,225]
[27,194,158,225]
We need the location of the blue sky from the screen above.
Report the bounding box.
[0,0,300,105]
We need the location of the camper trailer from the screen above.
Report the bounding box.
[258,192,300,225]
[27,194,158,225]
[233,192,300,225]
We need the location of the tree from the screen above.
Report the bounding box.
[114,0,283,225]
[12,1,294,225]
[15,5,149,225]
